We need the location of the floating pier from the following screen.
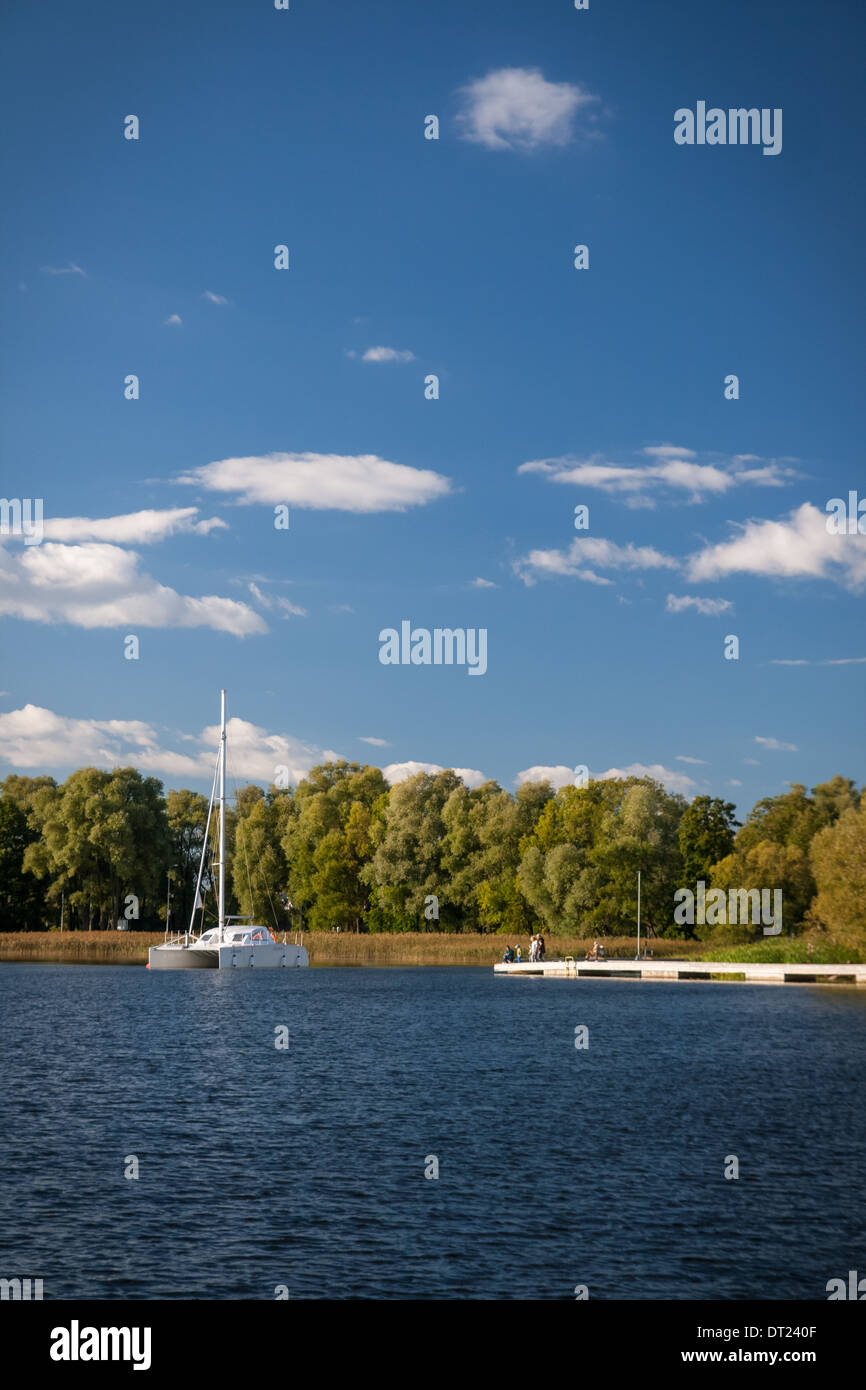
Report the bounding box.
[494,958,866,987]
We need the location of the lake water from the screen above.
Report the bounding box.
[1,963,864,1300]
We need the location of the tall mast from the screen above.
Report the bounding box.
[218,688,227,940]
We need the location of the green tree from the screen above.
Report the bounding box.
[808,801,866,942]
[518,777,684,937]
[233,789,295,930]
[285,762,388,931]
[678,796,739,886]
[369,769,464,929]
[166,788,210,933]
[23,767,168,929]
[0,794,47,930]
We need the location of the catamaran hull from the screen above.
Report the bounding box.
[148,944,309,970]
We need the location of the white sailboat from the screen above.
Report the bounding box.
[148,690,309,971]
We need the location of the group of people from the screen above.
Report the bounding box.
[585,940,606,961]
[502,933,546,964]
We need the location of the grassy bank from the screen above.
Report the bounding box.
[0,931,859,966]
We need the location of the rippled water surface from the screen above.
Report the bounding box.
[1,963,864,1299]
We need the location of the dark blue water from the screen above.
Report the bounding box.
[1,964,864,1300]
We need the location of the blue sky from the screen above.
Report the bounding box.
[1,0,864,810]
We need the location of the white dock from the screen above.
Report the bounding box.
[493,958,866,986]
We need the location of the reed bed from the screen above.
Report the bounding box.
[6,932,855,967]
[0,930,711,966]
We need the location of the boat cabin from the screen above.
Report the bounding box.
[196,926,276,947]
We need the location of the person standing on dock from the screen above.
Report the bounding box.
[515,944,522,963]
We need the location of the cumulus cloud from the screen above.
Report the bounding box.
[515,536,678,586]
[0,540,265,635]
[519,445,794,506]
[517,762,699,797]
[599,762,698,796]
[164,314,182,326]
[470,577,498,588]
[515,765,576,789]
[360,346,415,363]
[42,507,226,545]
[666,593,732,616]
[755,736,798,752]
[455,67,599,151]
[686,503,866,590]
[0,706,338,783]
[383,761,488,789]
[178,452,452,513]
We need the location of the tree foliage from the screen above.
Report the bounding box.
[1,767,862,943]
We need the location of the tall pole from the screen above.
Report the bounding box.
[218,688,226,941]
[636,872,644,961]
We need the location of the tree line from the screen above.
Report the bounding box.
[0,765,863,942]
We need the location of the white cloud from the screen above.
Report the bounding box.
[361,346,415,363]
[202,290,228,305]
[164,314,182,326]
[359,736,390,747]
[728,779,743,787]
[471,577,497,588]
[178,452,452,513]
[687,503,866,590]
[247,582,306,618]
[515,536,678,586]
[516,765,575,789]
[208,716,340,783]
[770,656,866,666]
[519,446,794,505]
[40,263,86,276]
[743,758,760,766]
[43,507,226,545]
[455,67,599,151]
[0,705,337,783]
[755,736,798,752]
[0,540,265,635]
[599,762,698,796]
[666,593,733,616]
[517,761,699,797]
[383,761,487,789]
[676,755,708,765]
